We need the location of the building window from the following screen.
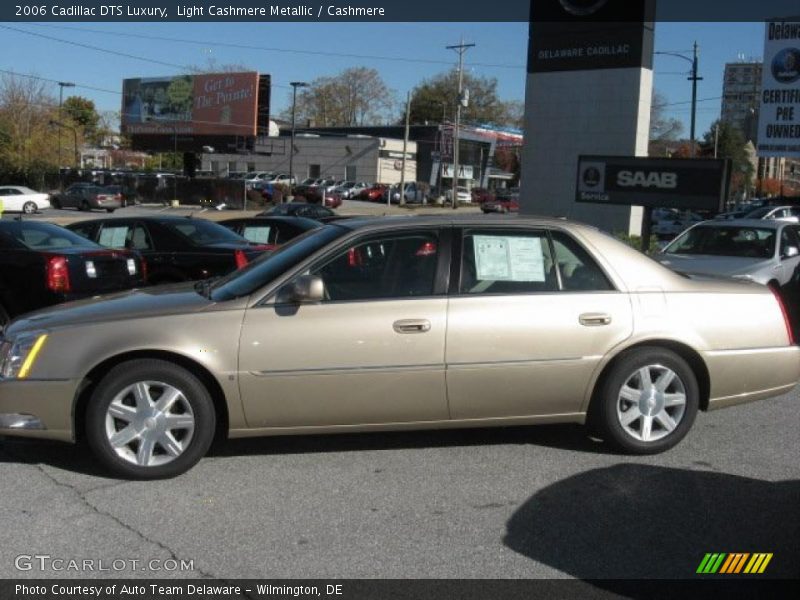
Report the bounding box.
[228,161,237,174]
[247,162,256,172]
[308,164,321,178]
[345,165,357,181]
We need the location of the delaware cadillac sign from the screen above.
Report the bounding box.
[528,0,655,73]
[576,156,730,211]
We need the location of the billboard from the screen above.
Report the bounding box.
[121,72,268,152]
[757,19,800,158]
[575,156,730,211]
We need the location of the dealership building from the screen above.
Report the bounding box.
[200,135,417,185]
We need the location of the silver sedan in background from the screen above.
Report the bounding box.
[657,219,800,293]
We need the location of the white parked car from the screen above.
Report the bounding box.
[0,186,50,214]
[445,186,472,203]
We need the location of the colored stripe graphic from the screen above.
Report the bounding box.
[697,552,772,574]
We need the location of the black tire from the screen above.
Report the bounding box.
[590,347,699,455]
[51,198,61,209]
[80,200,90,212]
[106,208,116,213]
[22,201,37,214]
[85,359,216,479]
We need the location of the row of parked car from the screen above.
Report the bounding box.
[0,204,342,328]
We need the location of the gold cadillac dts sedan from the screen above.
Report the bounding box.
[1,215,798,478]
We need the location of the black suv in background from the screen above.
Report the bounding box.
[67,216,269,284]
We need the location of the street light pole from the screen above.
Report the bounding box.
[289,81,309,201]
[654,42,702,156]
[57,81,75,172]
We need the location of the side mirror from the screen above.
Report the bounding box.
[278,274,324,304]
[783,246,799,259]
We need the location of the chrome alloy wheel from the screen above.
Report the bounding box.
[104,381,195,467]
[616,365,687,443]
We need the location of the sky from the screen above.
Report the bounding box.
[1,21,767,137]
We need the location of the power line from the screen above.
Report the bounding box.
[0,68,121,95]
[22,23,527,71]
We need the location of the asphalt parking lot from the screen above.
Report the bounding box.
[2,198,479,226]
[1,388,798,584]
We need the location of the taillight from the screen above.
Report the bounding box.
[416,241,437,257]
[234,249,249,269]
[46,255,71,293]
[770,286,795,345]
[140,258,148,282]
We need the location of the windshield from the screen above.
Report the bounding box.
[664,225,776,259]
[2,221,101,250]
[745,207,772,219]
[209,225,346,301]
[162,219,247,246]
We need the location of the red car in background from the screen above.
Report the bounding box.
[322,193,343,209]
[471,188,496,204]
[360,184,388,202]
[481,191,519,214]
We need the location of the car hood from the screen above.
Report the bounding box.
[657,254,772,279]
[4,283,216,337]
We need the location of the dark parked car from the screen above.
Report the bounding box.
[219,216,322,247]
[0,220,145,328]
[67,217,268,284]
[259,202,339,222]
[52,184,122,212]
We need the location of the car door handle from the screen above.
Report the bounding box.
[579,313,612,326]
[393,319,431,334]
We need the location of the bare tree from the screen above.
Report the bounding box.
[283,67,396,127]
[0,73,62,175]
[650,91,684,141]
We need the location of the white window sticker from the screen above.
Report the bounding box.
[474,235,546,282]
[243,225,271,244]
[98,226,129,248]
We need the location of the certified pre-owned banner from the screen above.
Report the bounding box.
[757,19,800,158]
[575,155,730,211]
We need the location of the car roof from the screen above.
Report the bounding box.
[332,213,588,233]
[689,218,785,230]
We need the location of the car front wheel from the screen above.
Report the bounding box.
[85,359,216,479]
[591,347,699,454]
[22,201,37,214]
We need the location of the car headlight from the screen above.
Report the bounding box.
[0,332,48,379]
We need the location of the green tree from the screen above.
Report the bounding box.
[62,95,100,145]
[701,120,754,197]
[409,69,518,128]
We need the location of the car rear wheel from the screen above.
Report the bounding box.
[85,359,216,479]
[591,347,698,454]
[51,198,61,209]
[22,201,37,214]
[80,200,90,212]
[106,208,116,213]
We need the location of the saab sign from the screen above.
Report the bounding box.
[576,156,730,211]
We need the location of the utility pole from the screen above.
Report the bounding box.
[57,81,75,178]
[447,38,475,210]
[399,90,411,206]
[289,81,309,201]
[688,41,702,157]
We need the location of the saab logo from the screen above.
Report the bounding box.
[559,0,610,16]
[582,167,602,188]
[696,553,773,574]
[616,170,678,189]
[771,47,800,84]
